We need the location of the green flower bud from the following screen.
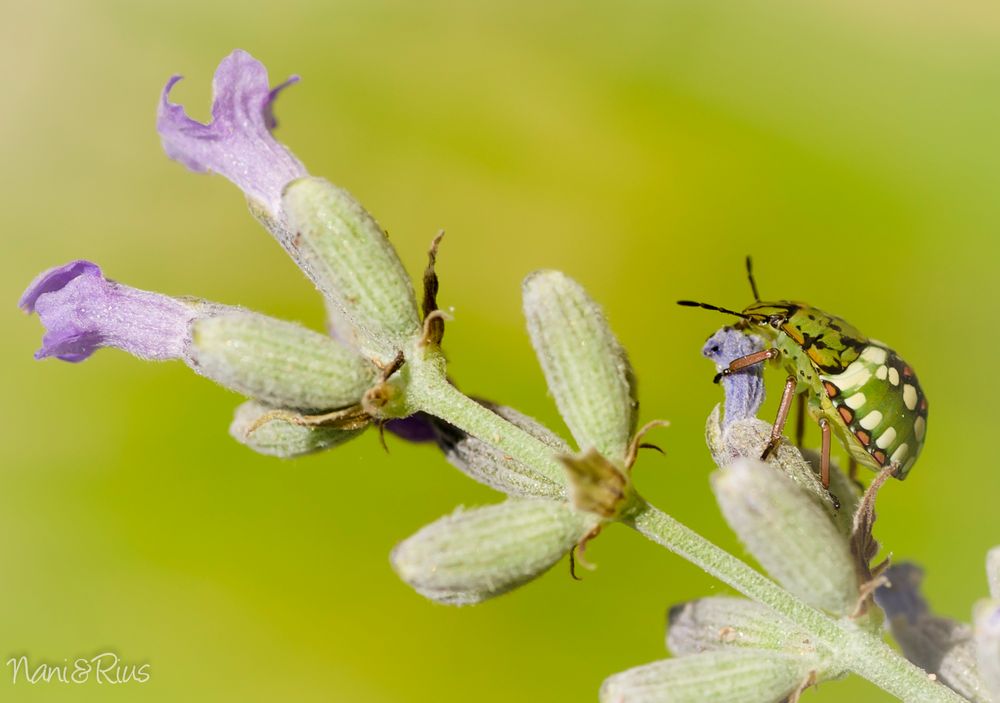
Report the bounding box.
[390,499,598,606]
[189,310,377,411]
[522,270,637,464]
[712,459,857,616]
[667,597,822,658]
[282,177,421,363]
[436,404,568,499]
[599,650,817,703]
[706,407,858,529]
[229,401,365,458]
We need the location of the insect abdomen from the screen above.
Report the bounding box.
[819,344,928,478]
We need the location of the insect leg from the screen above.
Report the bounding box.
[713,347,780,383]
[819,418,831,488]
[760,375,797,460]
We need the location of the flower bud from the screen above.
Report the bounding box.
[712,459,857,616]
[434,404,568,499]
[522,270,637,464]
[975,599,1000,699]
[667,597,819,658]
[190,311,377,411]
[390,499,597,606]
[599,650,817,703]
[706,409,858,533]
[229,401,365,458]
[282,177,421,363]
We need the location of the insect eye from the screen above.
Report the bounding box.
[768,315,784,328]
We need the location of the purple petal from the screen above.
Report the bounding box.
[157,50,307,219]
[874,563,929,624]
[702,327,767,430]
[385,413,441,444]
[20,261,195,362]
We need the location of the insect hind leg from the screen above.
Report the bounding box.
[760,376,797,460]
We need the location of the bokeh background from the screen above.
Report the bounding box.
[3,1,999,701]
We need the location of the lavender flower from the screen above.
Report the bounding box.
[19,260,196,362]
[158,49,307,221]
[701,327,766,430]
[21,259,379,419]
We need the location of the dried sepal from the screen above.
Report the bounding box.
[559,448,632,520]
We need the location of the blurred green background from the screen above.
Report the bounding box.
[3,1,999,700]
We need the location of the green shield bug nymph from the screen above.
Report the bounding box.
[679,258,928,489]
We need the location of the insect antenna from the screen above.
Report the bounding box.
[676,300,751,320]
[745,255,761,302]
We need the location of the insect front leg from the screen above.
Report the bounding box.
[760,375,797,460]
[713,347,780,383]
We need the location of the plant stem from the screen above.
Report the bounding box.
[628,505,963,703]
[408,365,965,703]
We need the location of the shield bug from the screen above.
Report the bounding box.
[679,258,928,488]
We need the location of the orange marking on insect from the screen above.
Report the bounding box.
[902,366,913,378]
[872,449,887,465]
[856,429,871,446]
[823,381,839,398]
[920,397,928,412]
[838,406,854,425]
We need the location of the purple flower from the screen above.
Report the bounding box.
[702,327,767,429]
[157,49,307,219]
[19,260,195,362]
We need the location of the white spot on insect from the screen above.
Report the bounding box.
[876,365,888,381]
[860,411,883,430]
[888,367,900,386]
[845,392,866,409]
[901,457,916,475]
[903,384,918,410]
[861,346,888,365]
[876,427,897,449]
[827,361,871,391]
[914,416,926,442]
[891,443,909,463]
